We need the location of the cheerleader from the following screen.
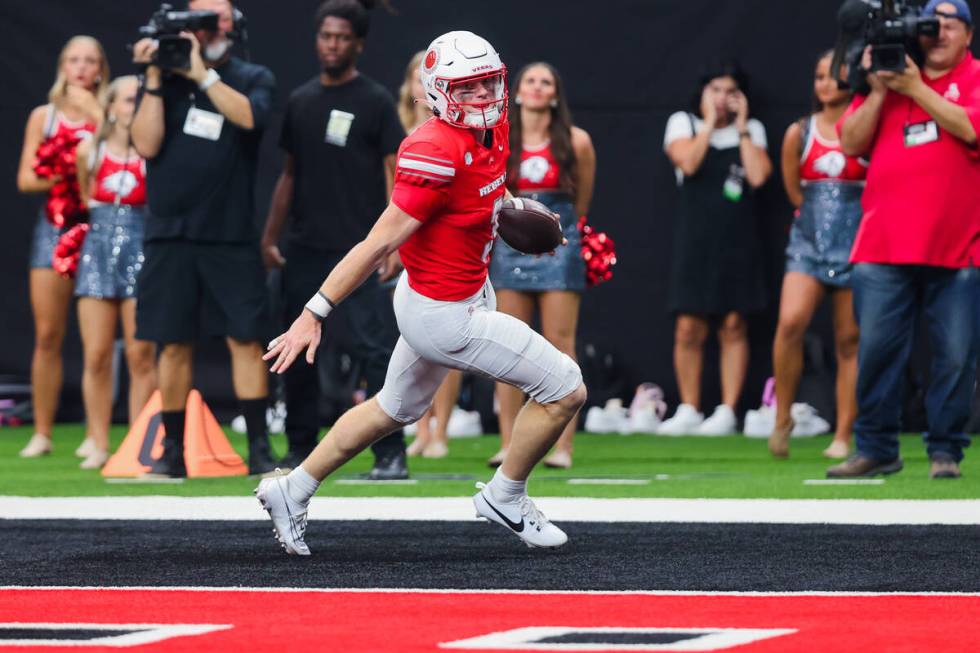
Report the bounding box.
[488,62,596,469]
[16,36,108,458]
[73,76,157,469]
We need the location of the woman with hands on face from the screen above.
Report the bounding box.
[16,35,109,459]
[660,59,772,438]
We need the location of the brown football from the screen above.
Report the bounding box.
[496,197,563,255]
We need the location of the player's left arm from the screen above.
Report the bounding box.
[265,202,422,372]
[571,126,596,216]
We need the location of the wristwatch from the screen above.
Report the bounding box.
[199,68,220,91]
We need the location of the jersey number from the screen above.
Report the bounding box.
[482,197,503,264]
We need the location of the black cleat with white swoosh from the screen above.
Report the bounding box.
[473,482,568,548]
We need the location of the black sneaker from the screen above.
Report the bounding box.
[366,450,409,481]
[248,439,279,477]
[143,448,187,479]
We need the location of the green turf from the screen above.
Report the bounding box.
[0,424,976,499]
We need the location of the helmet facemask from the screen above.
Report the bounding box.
[437,69,508,129]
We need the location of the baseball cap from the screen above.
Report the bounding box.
[923,0,974,26]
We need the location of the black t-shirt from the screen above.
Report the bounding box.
[280,74,405,252]
[144,57,275,243]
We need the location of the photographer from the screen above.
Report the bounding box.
[830,0,980,480]
[131,0,277,478]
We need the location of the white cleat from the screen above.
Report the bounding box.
[473,483,568,549]
[255,471,311,556]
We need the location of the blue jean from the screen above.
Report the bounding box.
[852,264,979,463]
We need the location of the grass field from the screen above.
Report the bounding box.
[1,424,976,499]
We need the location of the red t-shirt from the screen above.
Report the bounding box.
[391,117,509,301]
[840,53,980,268]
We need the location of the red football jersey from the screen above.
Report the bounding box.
[392,117,509,301]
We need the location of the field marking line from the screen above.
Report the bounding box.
[1,586,978,598]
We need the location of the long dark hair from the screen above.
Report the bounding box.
[507,62,577,195]
[688,57,751,119]
[811,48,847,112]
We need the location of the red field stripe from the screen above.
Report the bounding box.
[0,589,977,652]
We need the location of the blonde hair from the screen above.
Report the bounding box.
[89,76,139,169]
[397,50,427,132]
[47,35,110,106]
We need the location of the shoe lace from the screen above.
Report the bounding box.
[519,496,550,532]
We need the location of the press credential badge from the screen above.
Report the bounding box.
[183,106,224,141]
[325,109,355,146]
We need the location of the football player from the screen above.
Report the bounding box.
[257,31,586,554]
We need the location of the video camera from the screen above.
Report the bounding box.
[137,3,219,71]
[831,0,939,92]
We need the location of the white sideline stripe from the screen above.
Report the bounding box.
[398,157,455,177]
[2,586,978,598]
[803,479,886,486]
[0,497,977,525]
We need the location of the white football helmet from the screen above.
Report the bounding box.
[420,31,508,129]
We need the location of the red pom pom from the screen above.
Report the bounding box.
[52,223,89,279]
[577,216,617,288]
[34,133,87,229]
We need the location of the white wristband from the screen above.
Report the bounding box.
[199,68,220,91]
[304,292,335,321]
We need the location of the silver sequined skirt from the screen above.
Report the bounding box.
[785,181,863,288]
[489,191,585,292]
[74,203,146,299]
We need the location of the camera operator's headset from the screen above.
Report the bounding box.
[228,7,248,53]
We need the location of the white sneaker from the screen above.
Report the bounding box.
[75,437,96,458]
[656,404,704,436]
[743,406,774,438]
[447,407,482,438]
[695,405,737,436]
[622,406,662,434]
[255,471,311,556]
[79,449,109,470]
[584,399,628,433]
[19,434,52,458]
[473,483,567,548]
[789,403,831,437]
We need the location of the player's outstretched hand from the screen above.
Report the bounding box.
[263,311,321,374]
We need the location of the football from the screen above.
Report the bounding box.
[496,197,563,255]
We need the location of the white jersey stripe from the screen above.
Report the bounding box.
[402,152,454,165]
[398,158,455,178]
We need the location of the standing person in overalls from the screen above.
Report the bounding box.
[659,59,772,437]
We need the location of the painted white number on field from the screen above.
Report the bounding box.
[440,626,798,651]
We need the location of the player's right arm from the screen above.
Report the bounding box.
[264,202,423,373]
